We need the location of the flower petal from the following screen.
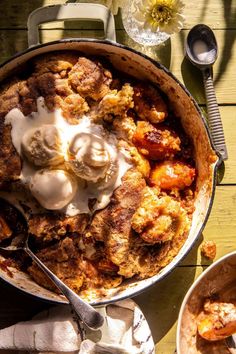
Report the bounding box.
[135,0,185,35]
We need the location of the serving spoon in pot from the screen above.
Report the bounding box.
[185,24,228,161]
[0,201,104,331]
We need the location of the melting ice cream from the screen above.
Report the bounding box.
[5,97,131,215]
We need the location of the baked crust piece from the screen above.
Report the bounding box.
[133,83,168,123]
[68,57,112,101]
[200,240,217,260]
[28,237,122,293]
[28,213,90,243]
[131,186,190,244]
[92,83,134,122]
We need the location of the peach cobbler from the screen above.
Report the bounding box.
[0,52,196,296]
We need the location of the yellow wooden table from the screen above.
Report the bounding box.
[0,1,235,353]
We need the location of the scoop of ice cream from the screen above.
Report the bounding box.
[21,125,64,167]
[67,132,113,182]
[29,169,77,210]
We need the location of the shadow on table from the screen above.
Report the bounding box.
[115,31,172,69]
[177,29,206,106]
[215,0,236,86]
[135,233,201,344]
[178,0,236,102]
[0,0,45,29]
[0,0,45,60]
[0,279,49,329]
[181,57,205,104]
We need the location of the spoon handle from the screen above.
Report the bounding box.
[24,246,104,330]
[202,68,228,161]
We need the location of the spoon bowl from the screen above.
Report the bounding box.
[186,24,218,68]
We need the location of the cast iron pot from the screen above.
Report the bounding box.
[0,3,220,306]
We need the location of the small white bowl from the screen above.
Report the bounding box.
[177,251,236,354]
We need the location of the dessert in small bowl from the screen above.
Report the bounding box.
[177,251,236,354]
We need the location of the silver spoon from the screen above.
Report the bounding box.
[185,24,228,161]
[0,202,104,331]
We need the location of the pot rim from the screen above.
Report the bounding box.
[0,38,220,306]
[176,250,236,354]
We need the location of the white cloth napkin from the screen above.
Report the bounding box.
[0,299,155,354]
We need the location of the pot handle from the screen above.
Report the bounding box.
[27,3,116,47]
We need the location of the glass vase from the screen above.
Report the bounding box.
[121,0,170,46]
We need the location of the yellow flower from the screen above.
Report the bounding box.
[135,0,185,34]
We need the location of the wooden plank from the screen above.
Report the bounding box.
[0,0,235,30]
[0,29,235,105]
[182,186,236,266]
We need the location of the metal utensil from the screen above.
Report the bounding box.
[185,24,228,161]
[0,202,104,330]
